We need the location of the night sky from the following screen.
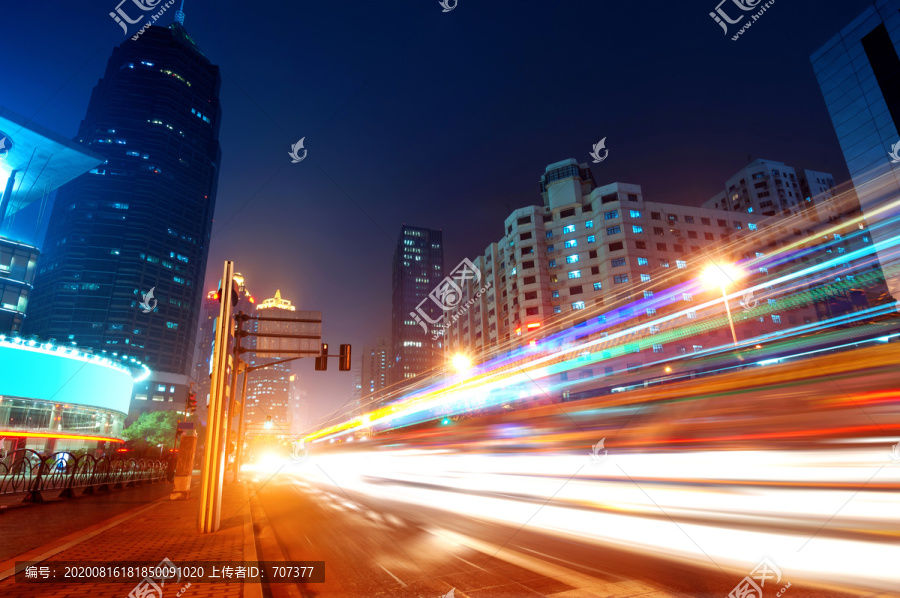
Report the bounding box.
[1,0,874,428]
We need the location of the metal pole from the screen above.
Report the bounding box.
[198,260,234,533]
[722,285,738,347]
[223,331,242,482]
[233,369,250,482]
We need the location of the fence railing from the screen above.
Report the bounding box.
[0,449,168,503]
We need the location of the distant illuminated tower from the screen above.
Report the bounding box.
[391,225,443,386]
[245,290,295,427]
[361,338,391,406]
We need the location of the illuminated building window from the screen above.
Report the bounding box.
[771,315,782,323]
[644,290,653,298]
[612,258,626,267]
[687,310,697,319]
[682,293,693,301]
[572,301,586,310]
[676,260,687,269]
[637,257,648,266]
[593,282,602,291]
[566,254,579,264]
[630,210,641,218]
[653,344,664,353]
[568,270,581,279]
[563,225,576,234]
[553,305,561,313]
[641,274,651,282]
[613,274,628,284]
[606,226,621,235]
[646,308,656,315]
[585,220,594,228]
[587,235,596,243]
[659,259,670,268]
[632,225,643,233]
[693,345,703,353]
[565,240,577,248]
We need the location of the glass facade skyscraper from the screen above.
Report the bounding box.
[24,24,222,388]
[811,1,900,307]
[391,225,444,386]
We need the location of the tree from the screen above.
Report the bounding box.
[122,411,181,452]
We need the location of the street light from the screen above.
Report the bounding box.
[450,353,472,373]
[701,262,745,348]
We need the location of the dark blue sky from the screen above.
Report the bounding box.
[0,0,874,426]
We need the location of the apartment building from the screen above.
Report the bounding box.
[444,160,818,368]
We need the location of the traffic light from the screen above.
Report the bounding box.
[216,279,240,308]
[315,343,328,371]
[339,344,351,372]
[187,390,197,415]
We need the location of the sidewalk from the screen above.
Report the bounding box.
[0,480,261,598]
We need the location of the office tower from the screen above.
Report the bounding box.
[23,22,223,410]
[349,356,362,416]
[360,338,391,408]
[811,1,900,307]
[444,159,819,364]
[392,225,443,384]
[245,290,296,427]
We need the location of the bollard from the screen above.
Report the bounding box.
[170,430,197,500]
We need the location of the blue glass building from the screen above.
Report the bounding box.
[811,0,900,307]
[24,23,222,413]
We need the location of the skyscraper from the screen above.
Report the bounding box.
[811,1,900,308]
[391,225,443,385]
[245,290,297,428]
[24,22,222,407]
[361,338,391,407]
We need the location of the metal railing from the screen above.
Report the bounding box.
[0,449,168,503]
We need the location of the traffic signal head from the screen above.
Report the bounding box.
[339,344,351,372]
[315,343,328,371]
[187,390,197,414]
[216,279,241,308]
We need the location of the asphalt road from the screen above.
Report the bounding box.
[253,471,873,598]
